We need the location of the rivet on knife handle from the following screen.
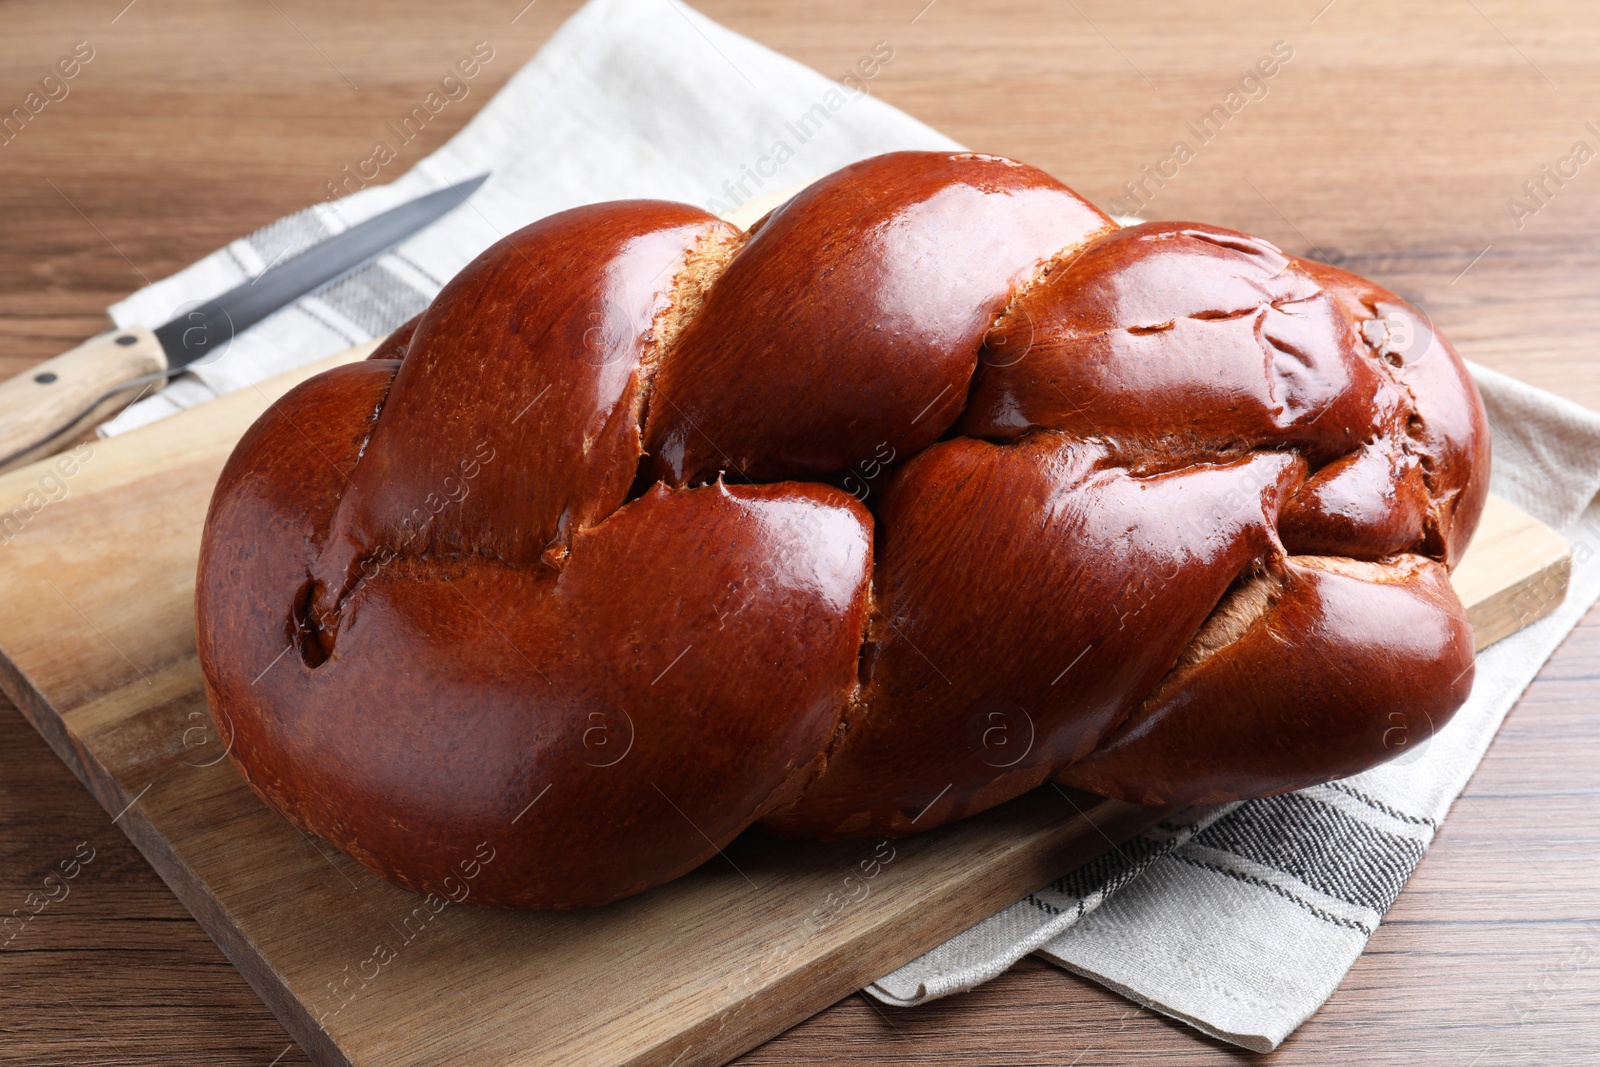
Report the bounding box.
[0,325,166,472]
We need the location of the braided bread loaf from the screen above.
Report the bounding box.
[197,151,1488,909]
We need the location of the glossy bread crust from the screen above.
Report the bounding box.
[198,151,1489,908]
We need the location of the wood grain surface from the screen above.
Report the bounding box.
[1,0,1597,1063]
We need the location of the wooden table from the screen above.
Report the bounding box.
[2,0,1597,1062]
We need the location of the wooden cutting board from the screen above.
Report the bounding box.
[0,350,1570,1067]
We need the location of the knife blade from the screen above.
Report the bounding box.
[0,173,489,472]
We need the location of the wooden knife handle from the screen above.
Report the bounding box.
[0,325,168,472]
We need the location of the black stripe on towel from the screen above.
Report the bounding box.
[1171,852,1374,935]
[1048,831,1172,902]
[1324,781,1438,829]
[317,264,431,338]
[1190,792,1425,916]
[248,209,335,274]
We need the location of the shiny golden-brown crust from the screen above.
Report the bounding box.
[198,151,1489,908]
[1055,555,1475,805]
[643,152,1115,483]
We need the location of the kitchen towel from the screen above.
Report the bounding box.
[95,0,1600,1052]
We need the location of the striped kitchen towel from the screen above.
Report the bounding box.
[93,0,1600,1052]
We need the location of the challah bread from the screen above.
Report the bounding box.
[197,151,1487,908]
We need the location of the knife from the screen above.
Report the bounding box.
[0,173,490,472]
